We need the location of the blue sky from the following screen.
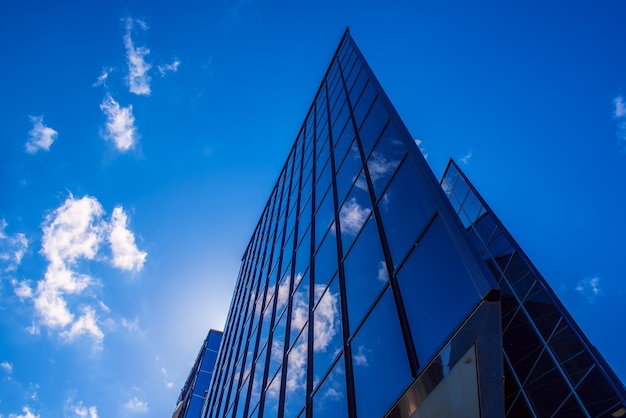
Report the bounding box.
[1,0,626,416]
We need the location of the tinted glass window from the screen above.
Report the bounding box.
[378,158,436,268]
[343,215,388,334]
[366,123,404,198]
[312,355,348,417]
[290,272,309,347]
[339,182,372,253]
[335,140,363,205]
[284,324,308,417]
[314,232,338,295]
[351,288,412,418]
[397,216,482,367]
[313,276,343,387]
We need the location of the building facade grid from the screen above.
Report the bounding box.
[202,31,501,418]
[442,161,626,417]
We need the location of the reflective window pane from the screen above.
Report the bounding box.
[339,179,372,252]
[343,215,387,334]
[312,355,348,417]
[366,123,404,198]
[313,276,343,387]
[378,158,436,268]
[351,288,412,418]
[284,324,308,417]
[397,215,482,368]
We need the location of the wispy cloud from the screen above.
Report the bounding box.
[65,397,99,418]
[0,219,28,272]
[158,59,180,76]
[460,151,472,165]
[124,397,148,414]
[109,207,147,272]
[93,67,112,87]
[613,96,626,150]
[576,275,601,304]
[16,194,147,348]
[124,18,152,96]
[0,361,13,374]
[339,198,370,237]
[100,93,137,152]
[10,407,40,418]
[25,115,57,154]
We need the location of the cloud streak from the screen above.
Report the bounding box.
[158,59,180,76]
[124,18,152,96]
[26,115,57,154]
[613,96,626,150]
[100,93,137,151]
[0,219,28,272]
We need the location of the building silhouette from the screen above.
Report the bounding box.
[188,30,626,417]
[174,329,223,418]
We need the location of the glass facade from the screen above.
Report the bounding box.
[442,160,626,417]
[174,329,223,418]
[200,30,503,418]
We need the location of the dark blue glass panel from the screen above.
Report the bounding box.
[284,324,308,418]
[294,228,310,278]
[365,123,404,198]
[187,396,204,418]
[339,179,372,253]
[194,371,213,396]
[290,272,309,347]
[343,215,387,334]
[315,162,332,212]
[263,367,282,417]
[267,308,287,381]
[314,190,335,251]
[333,120,356,170]
[348,66,367,100]
[335,140,363,206]
[378,158,436,268]
[397,216,482,367]
[312,355,347,417]
[313,276,343,388]
[351,288,412,418]
[314,231,338,294]
[207,332,222,352]
[248,346,266,414]
[353,87,377,131]
[201,350,218,372]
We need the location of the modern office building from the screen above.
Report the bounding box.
[196,30,626,417]
[174,329,223,418]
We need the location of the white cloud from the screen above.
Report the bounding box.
[0,219,28,272]
[60,307,104,348]
[613,96,626,150]
[576,276,602,304]
[108,207,146,272]
[26,115,57,154]
[377,261,388,283]
[20,194,147,347]
[124,397,148,414]
[460,151,473,165]
[158,59,180,76]
[100,93,137,152]
[65,398,99,418]
[353,345,368,366]
[0,361,13,374]
[9,407,39,418]
[124,18,152,96]
[339,198,370,237]
[93,67,112,87]
[615,96,626,118]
